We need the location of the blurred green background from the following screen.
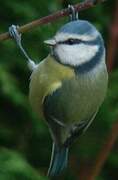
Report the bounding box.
[0,0,118,179]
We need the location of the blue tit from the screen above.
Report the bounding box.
[29,20,108,176]
[9,10,108,177]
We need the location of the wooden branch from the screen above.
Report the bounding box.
[85,121,118,180]
[107,1,118,72]
[0,0,106,42]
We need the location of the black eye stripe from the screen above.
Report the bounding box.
[58,39,83,45]
[57,36,101,46]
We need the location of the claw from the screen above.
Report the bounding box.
[68,5,78,21]
[9,25,21,45]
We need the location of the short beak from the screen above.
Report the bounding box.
[44,39,56,46]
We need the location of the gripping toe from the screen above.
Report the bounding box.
[9,25,21,43]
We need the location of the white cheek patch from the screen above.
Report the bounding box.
[56,44,99,66]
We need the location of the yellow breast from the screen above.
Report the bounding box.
[29,55,75,119]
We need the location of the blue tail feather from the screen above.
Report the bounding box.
[47,143,69,177]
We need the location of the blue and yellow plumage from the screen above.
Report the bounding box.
[29,20,108,175]
[9,8,108,177]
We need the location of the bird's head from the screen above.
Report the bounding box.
[44,20,105,69]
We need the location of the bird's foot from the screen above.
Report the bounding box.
[68,5,78,21]
[9,25,21,46]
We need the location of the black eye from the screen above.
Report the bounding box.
[67,39,75,45]
[65,39,82,45]
[58,39,83,45]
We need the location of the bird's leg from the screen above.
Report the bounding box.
[9,25,36,70]
[68,5,79,21]
[9,25,30,60]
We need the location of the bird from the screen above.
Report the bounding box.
[9,7,108,177]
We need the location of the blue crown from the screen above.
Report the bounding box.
[57,20,97,36]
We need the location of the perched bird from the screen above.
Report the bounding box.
[9,8,108,177]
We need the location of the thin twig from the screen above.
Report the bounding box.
[85,121,118,180]
[107,1,118,72]
[0,0,106,42]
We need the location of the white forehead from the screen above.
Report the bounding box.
[55,31,98,42]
